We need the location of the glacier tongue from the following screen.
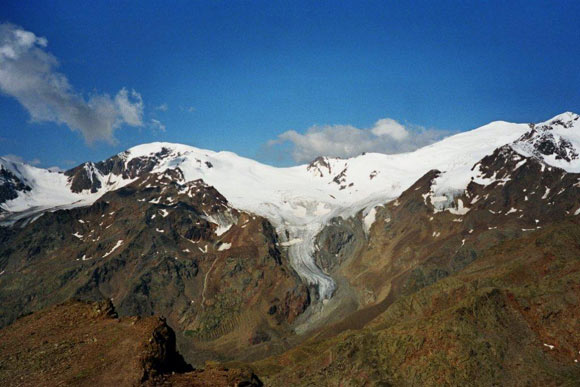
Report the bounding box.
[280,220,335,300]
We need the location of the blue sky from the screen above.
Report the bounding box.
[1,0,579,168]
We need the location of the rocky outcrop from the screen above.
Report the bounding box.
[140,317,192,382]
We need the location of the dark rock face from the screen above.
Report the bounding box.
[65,163,103,193]
[0,165,31,205]
[314,215,367,274]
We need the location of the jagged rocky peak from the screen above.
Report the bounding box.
[307,156,333,177]
[512,112,580,163]
[64,145,181,193]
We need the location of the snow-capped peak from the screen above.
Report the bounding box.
[511,111,580,172]
[124,142,216,161]
[538,111,579,127]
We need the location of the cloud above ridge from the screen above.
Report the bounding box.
[267,118,452,163]
[0,23,145,144]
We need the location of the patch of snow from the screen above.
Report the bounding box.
[363,206,377,234]
[215,224,232,236]
[203,213,236,237]
[217,242,231,251]
[542,187,550,199]
[102,240,123,258]
[514,159,527,170]
[505,207,518,215]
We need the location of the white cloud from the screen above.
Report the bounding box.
[0,23,144,144]
[150,118,166,132]
[371,118,409,141]
[267,118,451,163]
[155,103,168,111]
[115,88,143,127]
[180,105,195,113]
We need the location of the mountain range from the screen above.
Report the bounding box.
[1,112,579,385]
